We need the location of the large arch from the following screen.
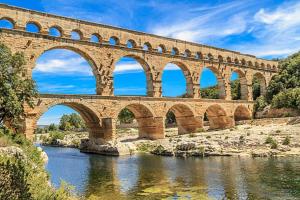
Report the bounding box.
[161,61,193,97]
[200,66,226,99]
[115,103,164,139]
[31,45,101,94]
[113,55,154,97]
[204,105,233,129]
[166,104,202,134]
[252,72,267,100]
[234,105,251,122]
[231,69,248,100]
[33,101,107,140]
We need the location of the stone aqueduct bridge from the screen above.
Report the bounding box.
[0,4,278,140]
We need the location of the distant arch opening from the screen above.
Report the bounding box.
[252,72,266,100]
[204,105,231,130]
[171,47,179,56]
[26,22,40,33]
[109,36,119,45]
[116,104,157,139]
[143,42,152,51]
[49,26,62,37]
[0,18,14,29]
[90,34,101,43]
[162,62,193,97]
[230,70,248,100]
[71,30,82,40]
[200,67,225,99]
[157,44,166,54]
[113,56,153,96]
[32,48,97,95]
[234,105,251,121]
[126,39,136,48]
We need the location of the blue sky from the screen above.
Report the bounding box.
[1,0,300,125]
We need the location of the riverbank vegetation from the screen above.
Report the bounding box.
[0,43,75,199]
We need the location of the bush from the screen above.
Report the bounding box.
[254,96,268,112]
[282,136,290,145]
[265,136,278,149]
[49,131,65,141]
[271,88,300,110]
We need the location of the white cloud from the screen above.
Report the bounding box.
[35,57,93,75]
[114,62,181,74]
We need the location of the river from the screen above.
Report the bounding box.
[41,146,300,200]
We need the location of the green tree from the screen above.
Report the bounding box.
[252,77,261,100]
[0,44,37,129]
[59,114,71,131]
[59,113,85,131]
[48,123,58,131]
[266,51,300,102]
[200,86,219,99]
[118,108,135,124]
[231,79,241,100]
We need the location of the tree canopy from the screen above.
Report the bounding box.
[59,113,86,131]
[0,44,37,129]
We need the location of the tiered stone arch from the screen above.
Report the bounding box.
[160,60,194,97]
[200,65,226,99]
[27,44,103,94]
[203,104,233,129]
[112,54,155,97]
[231,68,248,100]
[234,105,252,122]
[115,103,164,139]
[25,99,107,140]
[166,103,202,134]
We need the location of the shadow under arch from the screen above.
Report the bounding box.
[166,103,202,134]
[116,103,163,139]
[234,105,252,122]
[201,66,226,99]
[113,54,154,97]
[36,101,104,139]
[161,61,194,97]
[31,45,101,94]
[231,69,248,100]
[204,104,233,129]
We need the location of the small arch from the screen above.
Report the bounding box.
[195,52,203,59]
[234,58,239,65]
[143,42,152,51]
[267,64,271,70]
[241,59,246,66]
[109,36,120,45]
[204,105,232,130]
[272,65,277,70]
[126,39,137,48]
[248,61,253,67]
[184,49,191,57]
[227,57,232,63]
[0,17,15,29]
[234,105,251,121]
[157,44,166,53]
[49,26,62,37]
[71,30,83,40]
[26,21,41,33]
[218,55,223,63]
[116,103,158,139]
[90,33,101,43]
[166,104,201,135]
[255,62,259,68]
[171,47,179,56]
[207,53,214,61]
[260,63,265,69]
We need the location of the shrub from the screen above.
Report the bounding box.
[189,133,197,138]
[265,136,278,149]
[271,88,300,110]
[265,136,274,144]
[282,136,290,145]
[254,96,268,112]
[49,131,65,141]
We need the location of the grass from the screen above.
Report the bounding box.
[265,136,278,149]
[282,136,291,145]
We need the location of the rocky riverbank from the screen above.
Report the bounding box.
[40,118,300,158]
